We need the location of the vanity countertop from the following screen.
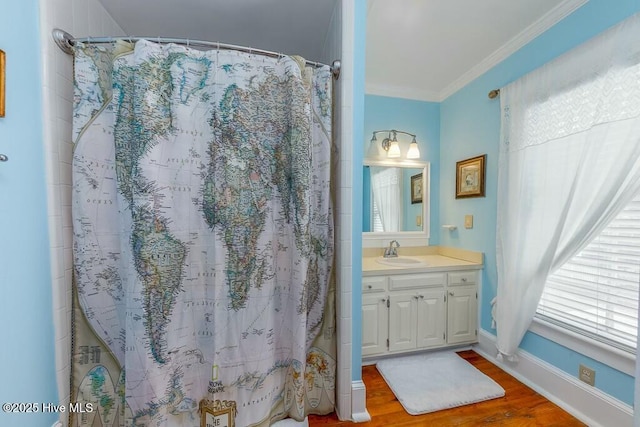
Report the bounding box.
[362,246,483,276]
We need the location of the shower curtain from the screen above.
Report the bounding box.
[70,39,335,427]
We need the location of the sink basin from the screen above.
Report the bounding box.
[376,256,426,267]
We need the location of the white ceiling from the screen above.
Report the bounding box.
[97,0,338,62]
[367,0,587,101]
[98,0,588,102]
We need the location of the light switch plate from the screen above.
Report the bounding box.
[464,215,473,229]
[416,215,422,226]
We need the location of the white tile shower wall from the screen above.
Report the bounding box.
[38,1,124,425]
[341,7,357,421]
[322,0,351,421]
[321,0,357,421]
[323,0,345,421]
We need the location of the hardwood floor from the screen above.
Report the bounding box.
[308,350,586,426]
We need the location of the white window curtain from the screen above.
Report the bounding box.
[370,166,403,232]
[495,13,640,361]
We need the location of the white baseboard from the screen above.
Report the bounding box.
[475,330,633,427]
[351,380,371,422]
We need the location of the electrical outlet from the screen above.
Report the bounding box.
[579,364,595,386]
[464,215,473,229]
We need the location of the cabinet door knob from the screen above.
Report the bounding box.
[461,277,467,282]
[381,298,386,303]
[449,291,454,296]
[419,295,424,299]
[368,285,372,289]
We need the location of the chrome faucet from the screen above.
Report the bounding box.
[383,240,400,258]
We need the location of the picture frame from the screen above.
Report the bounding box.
[0,50,5,117]
[455,154,486,199]
[410,173,423,204]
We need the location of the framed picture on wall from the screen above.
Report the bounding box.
[411,173,423,204]
[456,154,486,198]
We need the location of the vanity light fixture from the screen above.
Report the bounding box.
[368,129,421,159]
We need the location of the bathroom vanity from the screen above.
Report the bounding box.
[361,247,482,360]
[361,157,482,360]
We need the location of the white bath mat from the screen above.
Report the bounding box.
[272,417,308,426]
[376,351,505,415]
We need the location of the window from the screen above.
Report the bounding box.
[536,194,640,353]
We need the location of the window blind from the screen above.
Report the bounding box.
[537,196,640,352]
[372,198,384,232]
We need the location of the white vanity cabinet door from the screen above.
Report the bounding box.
[447,285,477,344]
[388,293,417,352]
[416,289,446,348]
[362,294,389,356]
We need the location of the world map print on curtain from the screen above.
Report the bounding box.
[70,40,335,427]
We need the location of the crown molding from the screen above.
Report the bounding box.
[439,0,589,101]
[365,82,440,102]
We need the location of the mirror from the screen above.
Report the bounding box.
[362,160,430,238]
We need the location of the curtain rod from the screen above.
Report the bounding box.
[52,28,341,80]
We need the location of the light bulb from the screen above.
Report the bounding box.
[387,140,401,158]
[406,141,420,159]
[367,139,382,159]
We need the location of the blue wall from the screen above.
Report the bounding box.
[362,168,371,232]
[439,0,640,405]
[364,95,441,244]
[0,1,58,426]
